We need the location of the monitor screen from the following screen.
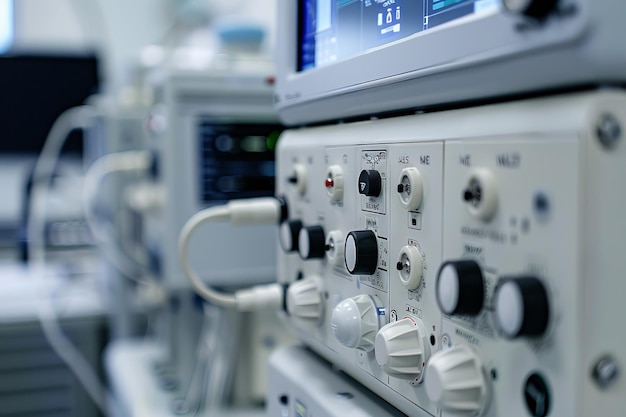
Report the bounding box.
[298,0,500,72]
[0,54,100,154]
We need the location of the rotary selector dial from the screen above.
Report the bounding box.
[396,167,423,211]
[298,225,326,260]
[436,260,484,316]
[463,168,498,222]
[504,0,559,19]
[494,276,550,339]
[287,163,307,195]
[344,230,379,275]
[279,220,303,253]
[396,245,424,291]
[375,318,429,381]
[286,276,324,323]
[358,169,382,197]
[424,345,489,415]
[330,294,380,351]
[325,165,344,202]
[325,230,345,267]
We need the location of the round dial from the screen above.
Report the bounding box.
[494,276,550,339]
[325,165,344,202]
[298,225,326,260]
[279,220,303,253]
[358,170,382,197]
[287,163,307,195]
[463,168,498,222]
[396,245,424,291]
[325,230,345,267]
[504,0,558,18]
[330,294,380,351]
[397,167,423,211]
[436,260,484,316]
[375,318,428,381]
[286,276,323,323]
[344,230,378,275]
[424,345,489,415]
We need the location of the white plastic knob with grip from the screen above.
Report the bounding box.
[375,318,428,381]
[287,276,323,323]
[330,294,380,351]
[424,345,489,415]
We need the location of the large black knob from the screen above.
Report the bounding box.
[279,220,303,253]
[494,277,550,339]
[298,225,326,260]
[436,260,484,316]
[358,170,382,197]
[504,0,558,19]
[344,230,378,275]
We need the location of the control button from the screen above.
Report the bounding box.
[436,260,484,316]
[344,230,378,275]
[425,345,489,414]
[375,318,428,381]
[279,220,303,253]
[298,225,326,260]
[494,277,550,339]
[358,170,382,197]
[330,294,380,351]
[504,0,558,19]
[286,276,323,323]
[523,373,551,417]
[325,230,345,267]
[463,167,498,222]
[325,165,344,202]
[396,167,423,211]
[396,245,424,291]
[287,163,307,195]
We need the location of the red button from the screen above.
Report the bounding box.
[325,178,334,188]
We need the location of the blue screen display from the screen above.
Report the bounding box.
[298,0,500,71]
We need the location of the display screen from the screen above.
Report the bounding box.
[298,0,500,71]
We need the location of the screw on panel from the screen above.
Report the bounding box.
[596,114,622,149]
[592,356,620,389]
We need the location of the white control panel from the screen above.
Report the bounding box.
[277,91,626,416]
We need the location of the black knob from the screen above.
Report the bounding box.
[436,260,484,316]
[504,0,558,19]
[279,220,303,253]
[494,277,550,339]
[298,225,326,260]
[358,170,382,197]
[344,230,378,275]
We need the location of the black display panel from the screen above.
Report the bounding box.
[198,121,281,204]
[0,54,100,154]
[298,0,500,71]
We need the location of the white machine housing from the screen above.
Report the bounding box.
[147,63,281,290]
[277,90,625,417]
[275,0,626,126]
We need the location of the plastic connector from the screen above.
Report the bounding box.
[235,283,285,312]
[227,197,283,225]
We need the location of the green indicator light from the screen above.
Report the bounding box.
[266,131,281,151]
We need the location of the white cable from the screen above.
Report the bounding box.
[178,197,284,311]
[27,105,109,415]
[83,150,153,284]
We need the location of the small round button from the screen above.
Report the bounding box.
[325,165,344,202]
[358,170,382,197]
[344,230,378,275]
[279,220,303,253]
[494,277,550,339]
[298,225,326,260]
[436,260,484,316]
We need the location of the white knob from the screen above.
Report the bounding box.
[396,245,424,291]
[375,318,428,381]
[288,163,307,195]
[325,165,344,202]
[424,345,489,414]
[287,276,323,323]
[325,230,345,267]
[330,295,380,351]
[397,167,423,211]
[463,168,498,222]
